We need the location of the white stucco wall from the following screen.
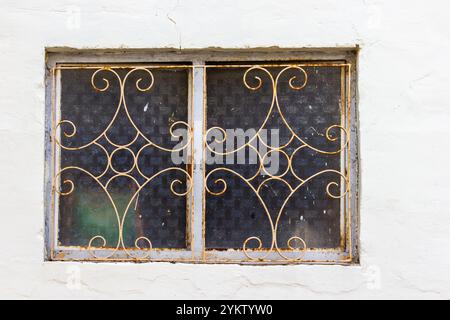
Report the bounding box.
[0,0,449,299]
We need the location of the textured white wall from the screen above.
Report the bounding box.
[0,0,449,299]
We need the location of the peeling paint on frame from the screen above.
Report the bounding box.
[44,48,360,265]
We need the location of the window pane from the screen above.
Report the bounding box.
[56,67,191,251]
[205,65,346,251]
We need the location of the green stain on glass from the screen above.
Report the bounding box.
[71,190,138,248]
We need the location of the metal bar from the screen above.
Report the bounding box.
[54,63,351,70]
[192,63,206,260]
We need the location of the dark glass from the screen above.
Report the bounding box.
[205,65,343,249]
[57,67,190,249]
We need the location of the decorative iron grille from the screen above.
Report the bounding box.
[50,65,194,261]
[47,58,356,264]
[204,64,352,263]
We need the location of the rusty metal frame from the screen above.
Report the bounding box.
[44,49,359,264]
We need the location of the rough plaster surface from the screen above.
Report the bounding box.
[0,0,449,299]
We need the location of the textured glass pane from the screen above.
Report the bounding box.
[57,67,190,249]
[205,65,344,250]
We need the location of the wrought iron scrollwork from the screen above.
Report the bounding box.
[53,67,193,260]
[205,65,350,262]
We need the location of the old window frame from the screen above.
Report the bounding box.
[44,48,359,264]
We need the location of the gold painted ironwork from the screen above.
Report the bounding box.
[204,64,351,262]
[52,66,193,260]
[50,62,353,264]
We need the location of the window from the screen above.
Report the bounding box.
[45,49,358,264]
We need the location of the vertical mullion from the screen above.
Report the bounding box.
[53,68,62,253]
[339,65,346,250]
[346,63,353,261]
[186,67,194,255]
[192,62,205,260]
